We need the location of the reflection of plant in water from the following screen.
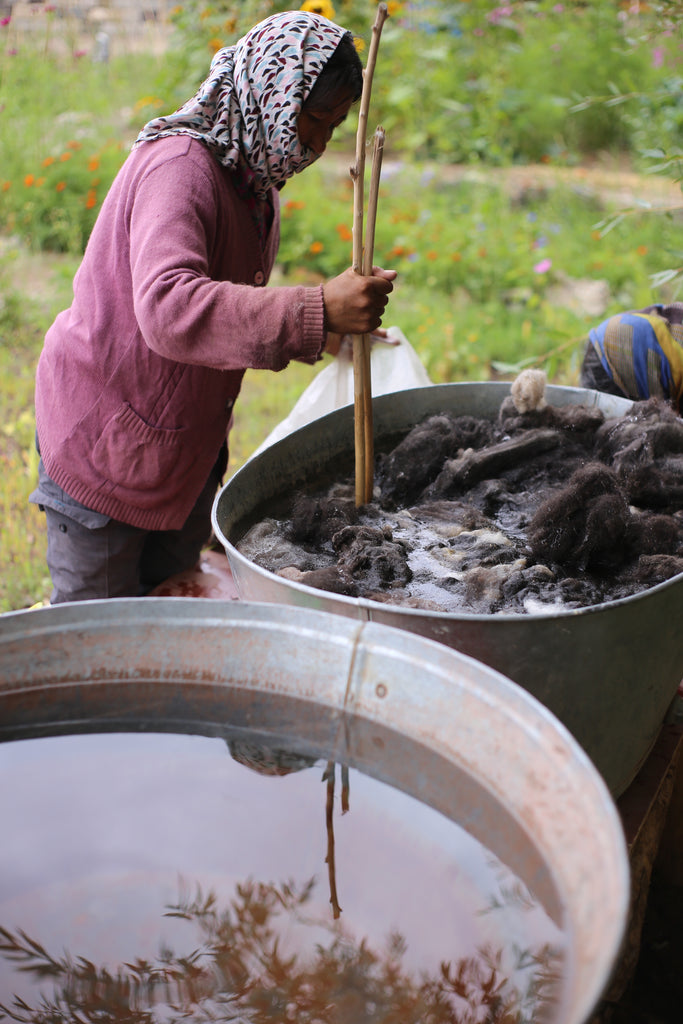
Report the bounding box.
[477,857,564,1022]
[323,760,350,920]
[0,876,561,1024]
[225,742,349,922]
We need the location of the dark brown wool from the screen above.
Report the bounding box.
[237,397,683,615]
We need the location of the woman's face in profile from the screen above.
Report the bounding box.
[297,91,355,157]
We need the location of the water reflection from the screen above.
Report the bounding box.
[0,883,561,1022]
[0,732,565,1022]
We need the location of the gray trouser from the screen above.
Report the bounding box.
[30,452,225,604]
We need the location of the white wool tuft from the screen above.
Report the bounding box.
[511,369,547,413]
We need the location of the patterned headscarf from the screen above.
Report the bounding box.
[133,11,346,198]
[588,303,683,408]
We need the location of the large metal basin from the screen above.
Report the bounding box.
[212,382,683,798]
[0,598,628,1024]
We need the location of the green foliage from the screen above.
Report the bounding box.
[1,139,128,253]
[2,0,683,255]
[155,0,683,167]
[0,272,51,611]
[278,159,680,320]
[157,0,281,103]
[0,45,164,253]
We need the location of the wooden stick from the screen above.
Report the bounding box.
[341,763,350,814]
[351,4,388,274]
[363,128,385,279]
[350,2,389,506]
[359,126,385,500]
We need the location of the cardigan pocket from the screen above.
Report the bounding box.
[93,402,186,491]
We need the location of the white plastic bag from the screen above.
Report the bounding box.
[249,326,432,459]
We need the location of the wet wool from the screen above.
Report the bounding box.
[236,392,683,615]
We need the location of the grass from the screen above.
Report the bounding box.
[0,244,80,610]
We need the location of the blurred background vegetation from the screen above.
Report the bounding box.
[1,0,683,610]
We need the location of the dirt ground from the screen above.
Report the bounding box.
[325,152,683,209]
[600,874,683,1024]
[589,722,683,1024]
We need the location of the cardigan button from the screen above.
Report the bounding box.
[254,270,265,285]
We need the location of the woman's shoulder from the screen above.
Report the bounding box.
[125,135,231,192]
[119,138,248,219]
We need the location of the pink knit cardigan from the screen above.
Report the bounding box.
[35,136,325,530]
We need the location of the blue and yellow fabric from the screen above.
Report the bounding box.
[588,304,683,411]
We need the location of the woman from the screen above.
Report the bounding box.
[31,10,396,604]
[580,302,683,413]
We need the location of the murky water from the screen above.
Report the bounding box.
[0,731,566,1022]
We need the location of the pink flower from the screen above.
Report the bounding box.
[533,258,552,274]
[652,47,664,69]
[487,6,511,24]
[1,16,11,27]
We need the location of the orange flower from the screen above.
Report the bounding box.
[1,181,11,192]
[390,245,407,257]
[209,37,224,53]
[59,152,72,162]
[24,174,35,187]
[36,176,45,186]
[88,156,100,171]
[426,250,439,261]
[309,241,324,254]
[85,188,97,209]
[637,245,648,256]
[591,230,602,241]
[336,223,352,241]
[477,246,487,258]
[451,252,462,262]
[56,181,66,192]
[67,140,81,150]
[42,156,55,167]
[285,199,305,210]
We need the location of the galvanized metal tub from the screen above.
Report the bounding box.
[212,382,683,798]
[0,598,628,1024]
